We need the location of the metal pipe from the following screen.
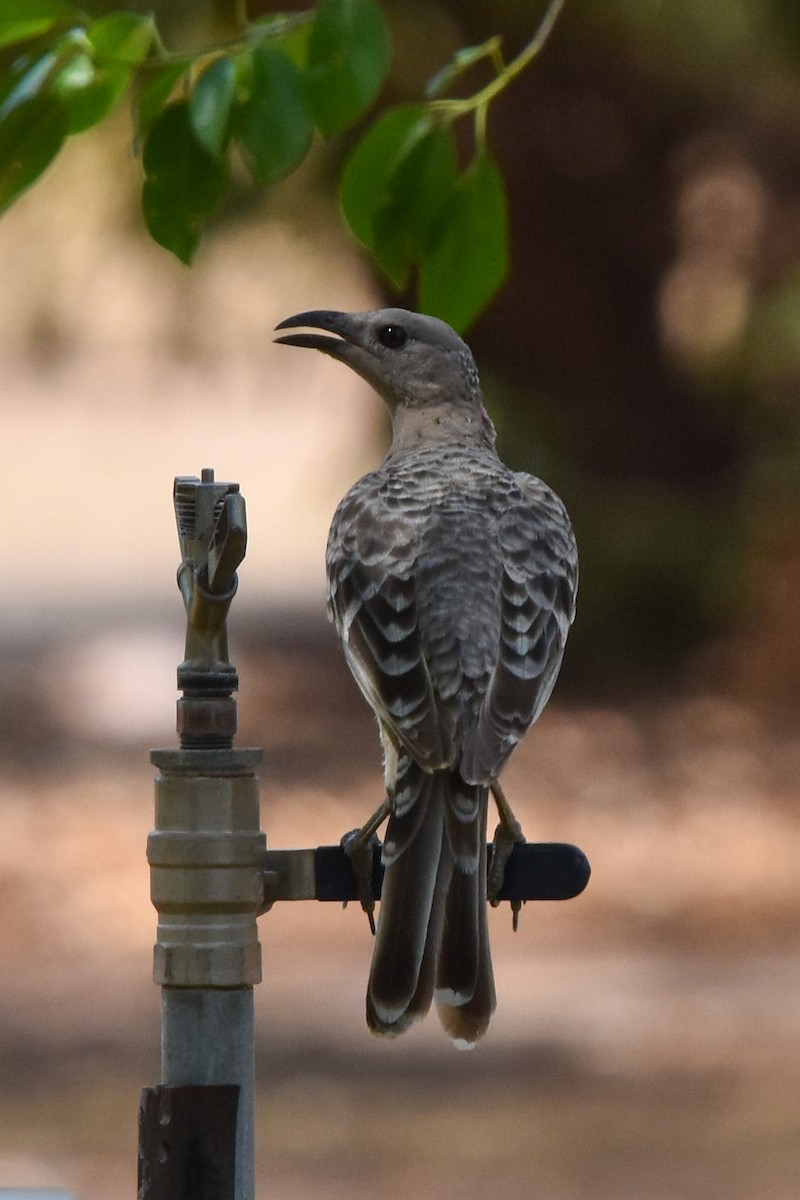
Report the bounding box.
[148,747,265,1200]
[141,470,264,1200]
[161,987,256,1200]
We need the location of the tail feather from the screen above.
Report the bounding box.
[387,838,453,1029]
[443,774,482,869]
[436,778,486,1010]
[436,930,495,1047]
[434,854,480,1006]
[436,824,496,1047]
[366,761,495,1046]
[367,773,442,1029]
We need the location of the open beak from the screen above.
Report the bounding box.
[274,308,396,403]
[274,310,364,361]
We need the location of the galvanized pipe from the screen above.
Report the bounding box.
[161,987,256,1200]
[148,748,265,1200]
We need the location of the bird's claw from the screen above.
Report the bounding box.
[488,780,527,927]
[341,827,379,935]
[488,819,519,907]
[490,837,526,931]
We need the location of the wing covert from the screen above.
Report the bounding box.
[460,474,577,784]
[326,472,453,769]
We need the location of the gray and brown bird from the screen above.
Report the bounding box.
[275,308,578,1047]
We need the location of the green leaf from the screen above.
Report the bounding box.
[143,102,228,215]
[87,12,154,66]
[236,46,313,185]
[52,52,125,134]
[49,15,154,135]
[340,104,429,246]
[142,101,228,263]
[0,50,59,118]
[0,92,67,214]
[189,56,236,159]
[342,104,454,286]
[419,153,509,333]
[372,125,458,286]
[0,0,81,50]
[305,0,389,136]
[58,65,131,134]
[273,18,313,70]
[52,49,94,99]
[142,186,197,264]
[137,60,190,137]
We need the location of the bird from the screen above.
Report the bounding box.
[275,307,577,1047]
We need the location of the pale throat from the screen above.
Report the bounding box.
[388,396,494,453]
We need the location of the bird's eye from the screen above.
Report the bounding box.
[378,324,407,349]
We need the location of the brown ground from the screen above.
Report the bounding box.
[0,614,799,1199]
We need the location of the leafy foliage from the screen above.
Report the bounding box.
[306,0,390,135]
[142,101,227,264]
[0,0,565,328]
[237,46,314,187]
[418,153,508,332]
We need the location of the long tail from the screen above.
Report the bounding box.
[366,757,496,1047]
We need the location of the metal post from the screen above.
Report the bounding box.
[160,989,256,1197]
[140,470,264,1200]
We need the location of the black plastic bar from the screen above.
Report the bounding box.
[261,841,590,908]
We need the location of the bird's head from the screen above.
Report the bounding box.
[275,308,494,449]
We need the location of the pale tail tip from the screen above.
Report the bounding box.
[434,986,472,1007]
[367,994,417,1038]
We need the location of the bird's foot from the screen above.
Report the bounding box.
[341,800,390,935]
[488,780,527,930]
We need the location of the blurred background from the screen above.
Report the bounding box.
[2,0,800,1196]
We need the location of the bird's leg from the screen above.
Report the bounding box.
[488,779,527,930]
[341,798,391,934]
